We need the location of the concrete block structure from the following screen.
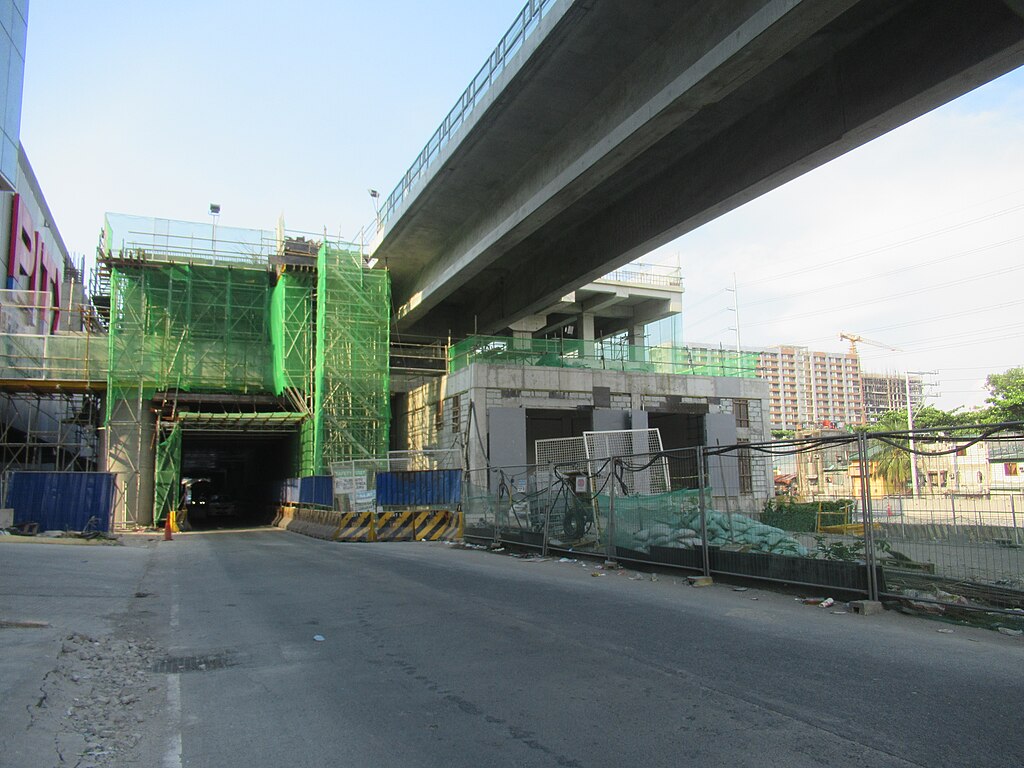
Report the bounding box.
[393,340,773,514]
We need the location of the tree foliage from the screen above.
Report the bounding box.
[985,367,1024,423]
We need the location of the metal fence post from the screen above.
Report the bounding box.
[857,432,879,602]
[606,457,618,565]
[493,469,502,546]
[541,485,552,557]
[697,447,711,578]
[1013,494,1021,546]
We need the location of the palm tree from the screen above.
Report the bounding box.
[866,410,915,495]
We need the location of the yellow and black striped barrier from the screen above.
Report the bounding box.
[332,512,376,542]
[276,507,463,543]
[375,510,416,541]
[414,510,463,541]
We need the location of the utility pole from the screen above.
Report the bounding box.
[727,273,741,355]
[904,370,936,499]
[726,274,741,374]
[905,371,919,498]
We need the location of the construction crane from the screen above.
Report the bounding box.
[840,331,929,499]
[839,331,902,356]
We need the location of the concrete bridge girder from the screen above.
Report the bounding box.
[376,0,1024,338]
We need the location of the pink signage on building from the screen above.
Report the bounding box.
[7,193,62,333]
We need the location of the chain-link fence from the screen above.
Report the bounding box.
[462,425,1024,624]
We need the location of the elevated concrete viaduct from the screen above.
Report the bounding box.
[373,0,1024,337]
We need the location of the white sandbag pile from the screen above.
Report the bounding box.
[628,523,703,551]
[618,507,808,557]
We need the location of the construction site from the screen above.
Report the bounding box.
[2,214,390,529]
[6,212,1024,620]
[1,211,771,531]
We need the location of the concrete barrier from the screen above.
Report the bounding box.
[274,506,464,544]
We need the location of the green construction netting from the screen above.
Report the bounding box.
[313,244,390,472]
[299,417,318,478]
[153,423,182,524]
[106,263,273,416]
[448,335,759,377]
[105,252,390,479]
[464,483,808,558]
[269,271,314,395]
[612,490,808,557]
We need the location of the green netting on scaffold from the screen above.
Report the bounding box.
[312,244,390,472]
[153,423,182,524]
[269,271,314,395]
[106,263,273,417]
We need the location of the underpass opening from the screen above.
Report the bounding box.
[171,414,304,530]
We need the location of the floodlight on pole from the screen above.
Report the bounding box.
[368,189,381,229]
[209,203,221,253]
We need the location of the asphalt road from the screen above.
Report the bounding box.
[4,529,1024,767]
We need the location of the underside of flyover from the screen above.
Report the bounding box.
[377,0,1024,337]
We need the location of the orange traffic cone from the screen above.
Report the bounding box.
[163,515,173,541]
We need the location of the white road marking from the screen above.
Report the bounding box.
[164,673,183,768]
[165,566,183,767]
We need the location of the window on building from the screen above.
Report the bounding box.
[434,399,444,431]
[734,399,750,428]
[738,439,753,493]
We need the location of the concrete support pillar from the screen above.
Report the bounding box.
[105,395,156,529]
[579,312,596,360]
[627,323,646,363]
[508,315,546,352]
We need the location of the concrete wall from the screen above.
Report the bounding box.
[395,363,772,511]
[104,396,156,529]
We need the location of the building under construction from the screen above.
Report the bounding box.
[3,214,389,528]
[2,209,775,528]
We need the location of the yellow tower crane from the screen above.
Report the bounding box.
[838,331,902,355]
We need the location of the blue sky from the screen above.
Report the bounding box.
[20,1,1024,412]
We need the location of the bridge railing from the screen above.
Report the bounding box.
[447,335,760,378]
[377,0,557,233]
[597,262,683,289]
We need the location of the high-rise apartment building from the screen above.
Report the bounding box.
[757,345,863,430]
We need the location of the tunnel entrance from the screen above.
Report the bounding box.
[180,430,299,529]
[156,408,305,530]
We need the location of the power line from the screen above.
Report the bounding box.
[742,234,1024,309]
[796,297,1024,346]
[735,200,1024,288]
[743,260,1024,329]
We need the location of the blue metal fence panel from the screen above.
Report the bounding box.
[279,478,300,504]
[298,475,332,506]
[6,472,116,532]
[375,470,462,507]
